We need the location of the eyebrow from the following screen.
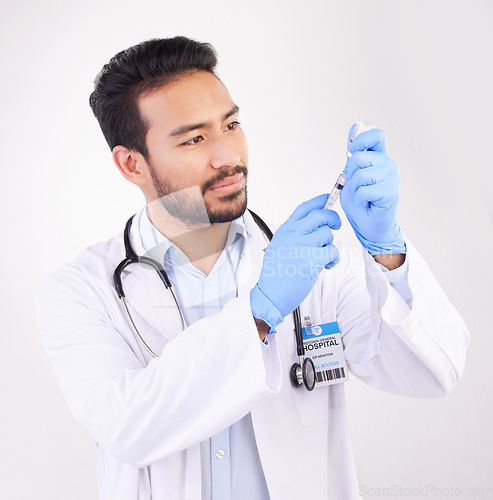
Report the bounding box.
[169,105,240,138]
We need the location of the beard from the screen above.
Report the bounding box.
[149,164,248,226]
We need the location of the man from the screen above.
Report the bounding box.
[37,36,470,499]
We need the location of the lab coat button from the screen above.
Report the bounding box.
[215,449,225,459]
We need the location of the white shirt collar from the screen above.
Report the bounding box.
[138,207,247,268]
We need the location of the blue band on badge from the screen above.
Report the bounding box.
[302,321,340,341]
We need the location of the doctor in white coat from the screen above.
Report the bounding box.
[36,37,470,500]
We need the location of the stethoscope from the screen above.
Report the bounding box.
[113,210,316,391]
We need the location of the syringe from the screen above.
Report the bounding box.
[324,172,348,210]
[323,120,375,210]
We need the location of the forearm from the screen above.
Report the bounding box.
[38,284,281,467]
[338,242,469,396]
[372,252,406,270]
[253,317,270,341]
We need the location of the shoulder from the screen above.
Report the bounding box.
[37,232,125,309]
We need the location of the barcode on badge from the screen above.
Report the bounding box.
[316,366,346,383]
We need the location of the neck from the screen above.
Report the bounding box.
[147,203,231,276]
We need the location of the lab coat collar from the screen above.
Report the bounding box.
[119,207,271,342]
[233,208,271,296]
[120,208,183,342]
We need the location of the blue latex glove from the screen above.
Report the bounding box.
[340,127,406,255]
[250,194,341,331]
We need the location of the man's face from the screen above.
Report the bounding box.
[138,71,248,225]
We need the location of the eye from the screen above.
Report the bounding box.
[182,135,203,146]
[226,121,240,131]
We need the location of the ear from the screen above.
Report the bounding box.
[112,146,150,186]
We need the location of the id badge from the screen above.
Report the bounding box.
[302,317,349,387]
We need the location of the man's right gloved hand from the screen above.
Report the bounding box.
[250,194,341,332]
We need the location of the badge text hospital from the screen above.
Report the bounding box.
[301,319,349,387]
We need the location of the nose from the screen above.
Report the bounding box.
[209,134,241,169]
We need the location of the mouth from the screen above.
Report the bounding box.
[208,173,244,194]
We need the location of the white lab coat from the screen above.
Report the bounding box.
[36,209,470,500]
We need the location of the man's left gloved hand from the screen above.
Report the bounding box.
[340,127,406,255]
[250,194,341,332]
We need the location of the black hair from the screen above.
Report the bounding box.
[89,36,218,160]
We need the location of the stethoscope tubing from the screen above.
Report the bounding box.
[113,210,313,389]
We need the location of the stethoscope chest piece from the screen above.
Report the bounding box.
[290,357,316,391]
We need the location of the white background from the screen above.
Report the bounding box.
[2,0,492,498]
